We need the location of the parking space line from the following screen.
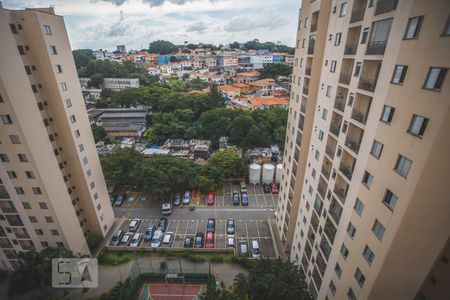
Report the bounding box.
[245,221,249,240]
[256,220,261,239]
[194,220,199,235]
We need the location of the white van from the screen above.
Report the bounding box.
[251,240,261,258]
[128,218,141,232]
[151,229,163,248]
[161,203,172,216]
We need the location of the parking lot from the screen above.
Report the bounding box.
[110,217,276,258]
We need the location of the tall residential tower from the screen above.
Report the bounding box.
[276,0,449,299]
[0,6,115,270]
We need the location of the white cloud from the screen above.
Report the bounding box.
[224,14,288,32]
[186,21,208,33]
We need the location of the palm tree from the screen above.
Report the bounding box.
[232,273,249,298]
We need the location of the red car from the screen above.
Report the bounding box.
[205,232,214,248]
[207,193,215,206]
[270,183,279,194]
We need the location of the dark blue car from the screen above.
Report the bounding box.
[144,225,156,241]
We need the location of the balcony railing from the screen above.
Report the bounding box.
[318,185,327,198]
[305,68,311,76]
[321,167,331,179]
[340,165,353,180]
[1,207,17,214]
[375,0,398,15]
[366,41,387,55]
[303,87,309,95]
[344,44,357,55]
[334,98,345,112]
[310,23,318,32]
[346,140,361,154]
[301,104,307,113]
[358,77,377,92]
[307,40,315,54]
[350,9,365,23]
[334,187,347,203]
[330,124,340,137]
[325,146,335,158]
[329,206,342,224]
[339,73,351,85]
[352,110,367,124]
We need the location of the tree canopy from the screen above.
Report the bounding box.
[148,40,178,54]
[260,63,293,79]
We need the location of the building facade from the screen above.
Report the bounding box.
[276,0,450,299]
[0,6,115,270]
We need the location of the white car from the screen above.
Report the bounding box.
[128,218,141,232]
[151,229,163,248]
[162,232,174,245]
[121,232,133,245]
[226,235,235,248]
[161,203,172,216]
[130,233,141,247]
[182,191,191,205]
[251,240,261,258]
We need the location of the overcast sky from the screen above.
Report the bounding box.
[4,0,301,51]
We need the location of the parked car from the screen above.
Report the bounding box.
[251,240,261,258]
[205,232,214,248]
[110,230,124,246]
[207,218,215,233]
[194,233,204,248]
[158,217,168,232]
[226,235,235,248]
[239,240,249,257]
[240,182,247,193]
[227,218,235,234]
[107,184,116,194]
[151,229,163,248]
[113,195,125,207]
[270,182,279,194]
[183,235,194,248]
[128,218,141,232]
[263,183,270,193]
[162,232,174,246]
[241,192,248,206]
[130,233,142,247]
[173,193,181,206]
[127,193,135,202]
[109,195,115,205]
[232,191,240,206]
[121,232,133,246]
[139,194,147,202]
[207,193,215,206]
[144,225,156,241]
[161,203,172,216]
[182,191,191,205]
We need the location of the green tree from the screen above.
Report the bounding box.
[72,49,94,71]
[259,63,293,79]
[88,73,104,88]
[100,148,144,186]
[149,40,178,54]
[229,114,260,149]
[197,175,214,194]
[100,88,114,99]
[91,124,108,143]
[208,148,243,178]
[229,41,240,49]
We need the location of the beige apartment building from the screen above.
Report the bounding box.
[0,6,115,270]
[276,0,450,299]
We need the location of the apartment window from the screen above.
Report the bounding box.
[57,242,64,248]
[33,187,42,195]
[443,16,450,36]
[97,203,101,211]
[17,45,25,55]
[347,288,357,300]
[380,105,395,123]
[60,82,68,91]
[56,65,63,73]
[342,121,348,133]
[335,263,342,278]
[302,39,306,48]
[319,130,324,141]
[304,18,309,28]
[354,62,362,77]
[330,60,337,73]
[15,187,24,195]
[404,16,423,39]
[43,24,52,35]
[363,245,375,265]
[395,155,412,178]
[70,115,76,123]
[9,135,21,144]
[329,280,336,295]
[50,45,57,55]
[371,140,383,159]
[372,219,385,241]
[79,144,85,152]
[45,216,54,223]
[362,171,373,188]
[347,222,356,239]
[51,229,59,236]
[29,216,37,223]
[383,189,398,211]
[341,244,349,259]
[391,65,408,84]
[74,130,80,138]
[308,186,313,195]
[31,84,39,93]
[355,268,366,287]
[41,242,49,247]
[83,157,88,165]
[25,171,35,179]
[315,150,320,161]
[408,115,428,137]
[424,67,448,91]
[35,229,44,236]
[39,202,48,209]
[93,193,98,200]
[1,115,13,124]
[354,198,364,216]
[326,85,332,97]
[18,154,28,162]
[0,154,10,162]
[361,27,369,44]
[10,24,18,34]
[90,181,95,189]
[86,169,92,177]
[322,109,328,120]
[25,66,32,75]
[339,2,348,17]
[335,33,342,46]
